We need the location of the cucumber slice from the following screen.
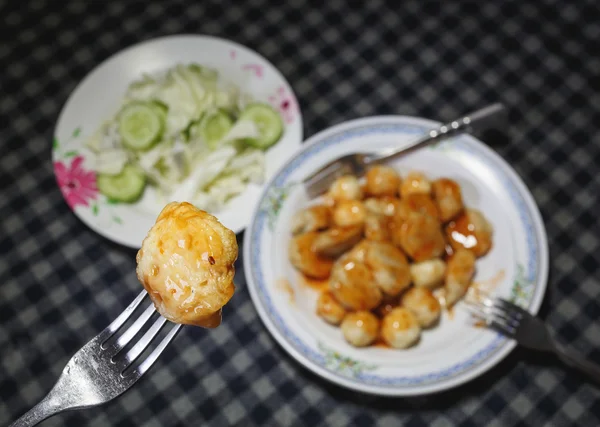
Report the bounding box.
[118,103,163,151]
[239,103,284,149]
[150,100,168,120]
[199,110,234,150]
[97,164,146,203]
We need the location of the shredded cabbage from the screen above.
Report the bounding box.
[86,63,270,212]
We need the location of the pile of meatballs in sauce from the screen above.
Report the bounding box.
[288,165,493,349]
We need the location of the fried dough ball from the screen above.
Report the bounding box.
[341,311,380,347]
[291,205,331,235]
[136,202,237,328]
[445,249,476,307]
[381,308,421,349]
[365,165,400,197]
[399,171,431,197]
[397,193,439,220]
[432,178,464,222]
[328,175,363,202]
[363,241,412,296]
[330,253,382,310]
[364,196,400,217]
[445,208,493,257]
[364,213,392,242]
[392,211,446,262]
[409,259,446,289]
[402,287,441,328]
[332,200,367,228]
[316,291,347,325]
[289,232,334,279]
[313,225,364,258]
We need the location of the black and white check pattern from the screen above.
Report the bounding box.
[2,0,600,425]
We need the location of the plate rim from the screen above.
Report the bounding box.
[243,115,549,396]
[52,34,304,247]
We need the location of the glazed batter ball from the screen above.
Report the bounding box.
[316,291,347,325]
[136,202,237,328]
[329,253,382,310]
[328,175,363,202]
[399,171,431,198]
[380,308,421,349]
[289,232,334,279]
[445,208,493,257]
[341,311,380,347]
[410,259,446,289]
[402,287,441,328]
[432,178,463,222]
[365,165,400,197]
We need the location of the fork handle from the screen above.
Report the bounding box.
[368,103,506,163]
[553,342,600,384]
[10,389,63,427]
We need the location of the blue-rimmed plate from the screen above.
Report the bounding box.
[243,116,548,396]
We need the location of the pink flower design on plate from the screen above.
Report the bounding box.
[242,63,264,78]
[269,86,296,124]
[54,156,98,209]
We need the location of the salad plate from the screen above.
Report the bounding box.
[53,35,303,248]
[243,116,548,396]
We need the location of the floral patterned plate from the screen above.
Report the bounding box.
[53,35,302,248]
[243,116,549,396]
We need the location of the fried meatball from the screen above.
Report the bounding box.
[291,205,331,235]
[432,178,463,222]
[341,311,380,347]
[399,171,431,197]
[136,202,237,328]
[365,165,400,197]
[402,287,441,328]
[380,308,421,349]
[289,232,334,279]
[410,259,446,289]
[445,208,493,257]
[332,200,367,228]
[316,291,347,325]
[392,211,446,262]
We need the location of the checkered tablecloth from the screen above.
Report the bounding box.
[2,1,600,425]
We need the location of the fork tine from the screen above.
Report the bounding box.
[303,159,354,198]
[121,315,168,367]
[103,303,156,355]
[465,298,518,337]
[464,299,520,330]
[132,323,182,378]
[492,297,529,317]
[99,291,148,342]
[488,319,517,338]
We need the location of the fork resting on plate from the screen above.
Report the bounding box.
[468,296,600,383]
[303,103,506,198]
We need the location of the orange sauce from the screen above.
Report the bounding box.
[299,274,329,292]
[468,269,506,301]
[276,278,295,303]
[473,319,487,328]
[373,338,390,348]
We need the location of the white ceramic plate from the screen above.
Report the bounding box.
[243,116,548,396]
[53,35,303,248]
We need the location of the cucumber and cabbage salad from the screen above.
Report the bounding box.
[86,63,284,210]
